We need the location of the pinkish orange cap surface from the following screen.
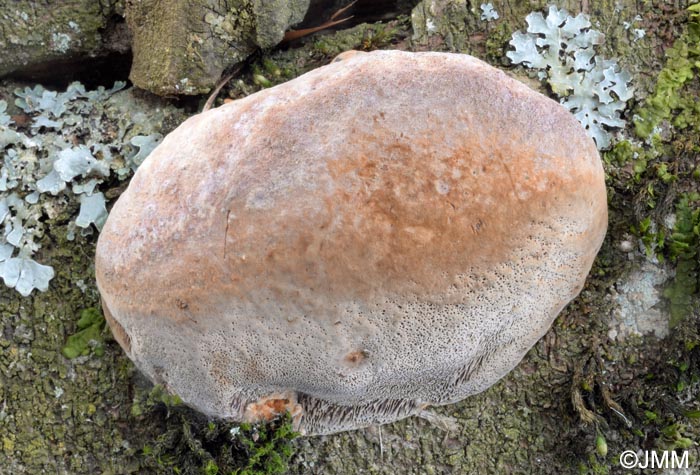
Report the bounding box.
[96,50,607,435]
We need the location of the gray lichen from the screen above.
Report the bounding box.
[506,6,634,149]
[480,3,499,22]
[0,82,169,296]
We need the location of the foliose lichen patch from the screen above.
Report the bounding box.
[0,80,187,474]
[0,82,170,296]
[506,6,634,150]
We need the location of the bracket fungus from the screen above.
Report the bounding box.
[96,50,607,435]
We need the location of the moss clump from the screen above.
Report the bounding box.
[232,414,299,475]
[634,4,700,138]
[312,22,402,58]
[630,216,666,259]
[484,22,514,65]
[130,384,183,418]
[136,407,298,475]
[664,193,700,327]
[603,138,664,185]
[603,4,700,331]
[61,307,106,359]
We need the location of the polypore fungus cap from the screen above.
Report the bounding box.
[96,50,608,435]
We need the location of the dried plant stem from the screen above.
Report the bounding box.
[203,64,245,112]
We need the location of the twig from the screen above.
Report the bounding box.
[202,64,245,112]
[330,0,357,21]
[283,0,357,42]
[283,16,354,42]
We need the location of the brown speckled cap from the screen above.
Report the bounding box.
[96,50,607,435]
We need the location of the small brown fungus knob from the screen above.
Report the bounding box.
[96,50,607,435]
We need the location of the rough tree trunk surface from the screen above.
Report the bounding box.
[1,1,699,474]
[0,0,128,82]
[125,0,310,95]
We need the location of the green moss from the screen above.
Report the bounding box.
[233,414,299,475]
[663,193,700,327]
[595,434,608,458]
[484,22,514,65]
[260,58,282,78]
[203,459,219,475]
[62,307,106,359]
[134,407,298,475]
[2,435,15,453]
[660,423,697,451]
[603,139,664,185]
[131,384,183,417]
[634,4,700,138]
[312,23,390,58]
[630,216,665,259]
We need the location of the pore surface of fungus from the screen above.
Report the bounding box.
[96,50,607,435]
